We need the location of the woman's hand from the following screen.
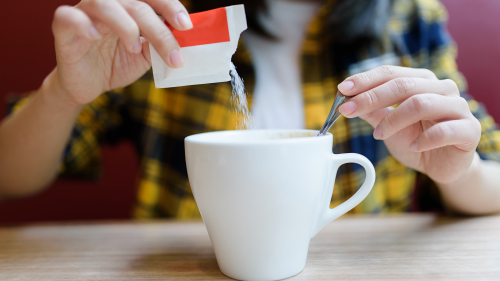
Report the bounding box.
[50,0,192,107]
[338,66,481,185]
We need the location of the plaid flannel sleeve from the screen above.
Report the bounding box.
[59,90,127,179]
[8,89,127,180]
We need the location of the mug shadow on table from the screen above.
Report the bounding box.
[130,252,227,279]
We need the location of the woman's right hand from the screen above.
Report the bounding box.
[49,0,192,107]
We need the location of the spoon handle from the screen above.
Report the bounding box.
[317,91,351,136]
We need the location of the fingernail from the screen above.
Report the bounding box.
[177,11,193,30]
[373,125,383,139]
[410,141,419,151]
[169,49,184,68]
[88,25,100,39]
[132,39,142,53]
[340,101,357,116]
[338,80,354,92]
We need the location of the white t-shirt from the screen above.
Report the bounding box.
[243,0,321,130]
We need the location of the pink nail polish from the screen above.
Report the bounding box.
[169,49,184,68]
[410,141,419,151]
[177,12,193,30]
[373,125,383,139]
[340,101,357,116]
[338,81,354,92]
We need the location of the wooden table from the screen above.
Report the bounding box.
[1,214,499,280]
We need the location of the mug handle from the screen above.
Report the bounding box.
[311,153,376,237]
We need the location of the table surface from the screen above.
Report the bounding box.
[1,214,499,281]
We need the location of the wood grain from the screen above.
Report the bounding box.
[1,214,499,280]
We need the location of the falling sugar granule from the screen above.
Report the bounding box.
[230,62,252,129]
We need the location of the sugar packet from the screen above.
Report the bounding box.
[150,5,247,88]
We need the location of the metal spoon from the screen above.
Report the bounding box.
[317,91,351,136]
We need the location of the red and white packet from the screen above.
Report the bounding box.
[150,5,247,88]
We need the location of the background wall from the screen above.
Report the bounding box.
[0,0,499,223]
[442,0,500,112]
[0,0,139,223]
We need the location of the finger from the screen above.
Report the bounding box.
[358,107,393,128]
[121,0,183,68]
[77,0,141,54]
[338,65,438,95]
[141,37,152,65]
[374,95,470,140]
[339,78,460,118]
[142,0,192,30]
[410,119,481,152]
[53,6,99,44]
[52,6,100,63]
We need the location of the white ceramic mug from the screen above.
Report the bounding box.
[185,129,376,281]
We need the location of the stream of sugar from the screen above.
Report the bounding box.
[229,62,252,129]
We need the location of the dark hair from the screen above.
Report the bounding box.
[189,0,394,44]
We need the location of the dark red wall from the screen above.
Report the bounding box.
[441,0,500,118]
[0,0,139,223]
[0,0,499,223]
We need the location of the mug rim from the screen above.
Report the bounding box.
[185,129,332,145]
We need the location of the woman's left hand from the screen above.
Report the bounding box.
[338,65,481,185]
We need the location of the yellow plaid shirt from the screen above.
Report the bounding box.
[11,0,500,218]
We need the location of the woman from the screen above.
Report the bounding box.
[0,0,499,218]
